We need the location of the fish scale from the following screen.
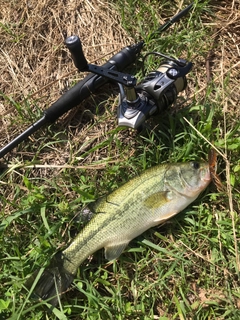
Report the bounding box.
[62,164,170,272]
[26,161,211,306]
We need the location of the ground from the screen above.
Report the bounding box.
[0,0,240,319]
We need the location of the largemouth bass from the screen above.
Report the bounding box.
[26,161,211,306]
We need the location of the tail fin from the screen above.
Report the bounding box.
[25,252,74,306]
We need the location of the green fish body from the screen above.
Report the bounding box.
[26,162,211,305]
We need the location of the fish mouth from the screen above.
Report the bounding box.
[200,166,211,182]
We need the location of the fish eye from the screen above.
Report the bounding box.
[191,162,200,170]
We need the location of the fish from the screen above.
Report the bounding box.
[25,161,211,306]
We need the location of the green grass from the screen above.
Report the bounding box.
[1,0,240,319]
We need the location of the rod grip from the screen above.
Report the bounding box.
[44,69,111,122]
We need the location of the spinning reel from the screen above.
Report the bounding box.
[65,35,192,130]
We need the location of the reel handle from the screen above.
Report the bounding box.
[65,35,88,71]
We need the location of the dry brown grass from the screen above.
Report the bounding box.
[0,0,131,97]
[0,0,139,212]
[0,0,133,159]
[207,1,240,113]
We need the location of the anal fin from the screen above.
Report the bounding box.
[104,242,129,261]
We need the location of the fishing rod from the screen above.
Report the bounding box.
[0,2,194,159]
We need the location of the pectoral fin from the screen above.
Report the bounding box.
[144,191,172,209]
[104,242,129,261]
[144,191,177,223]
